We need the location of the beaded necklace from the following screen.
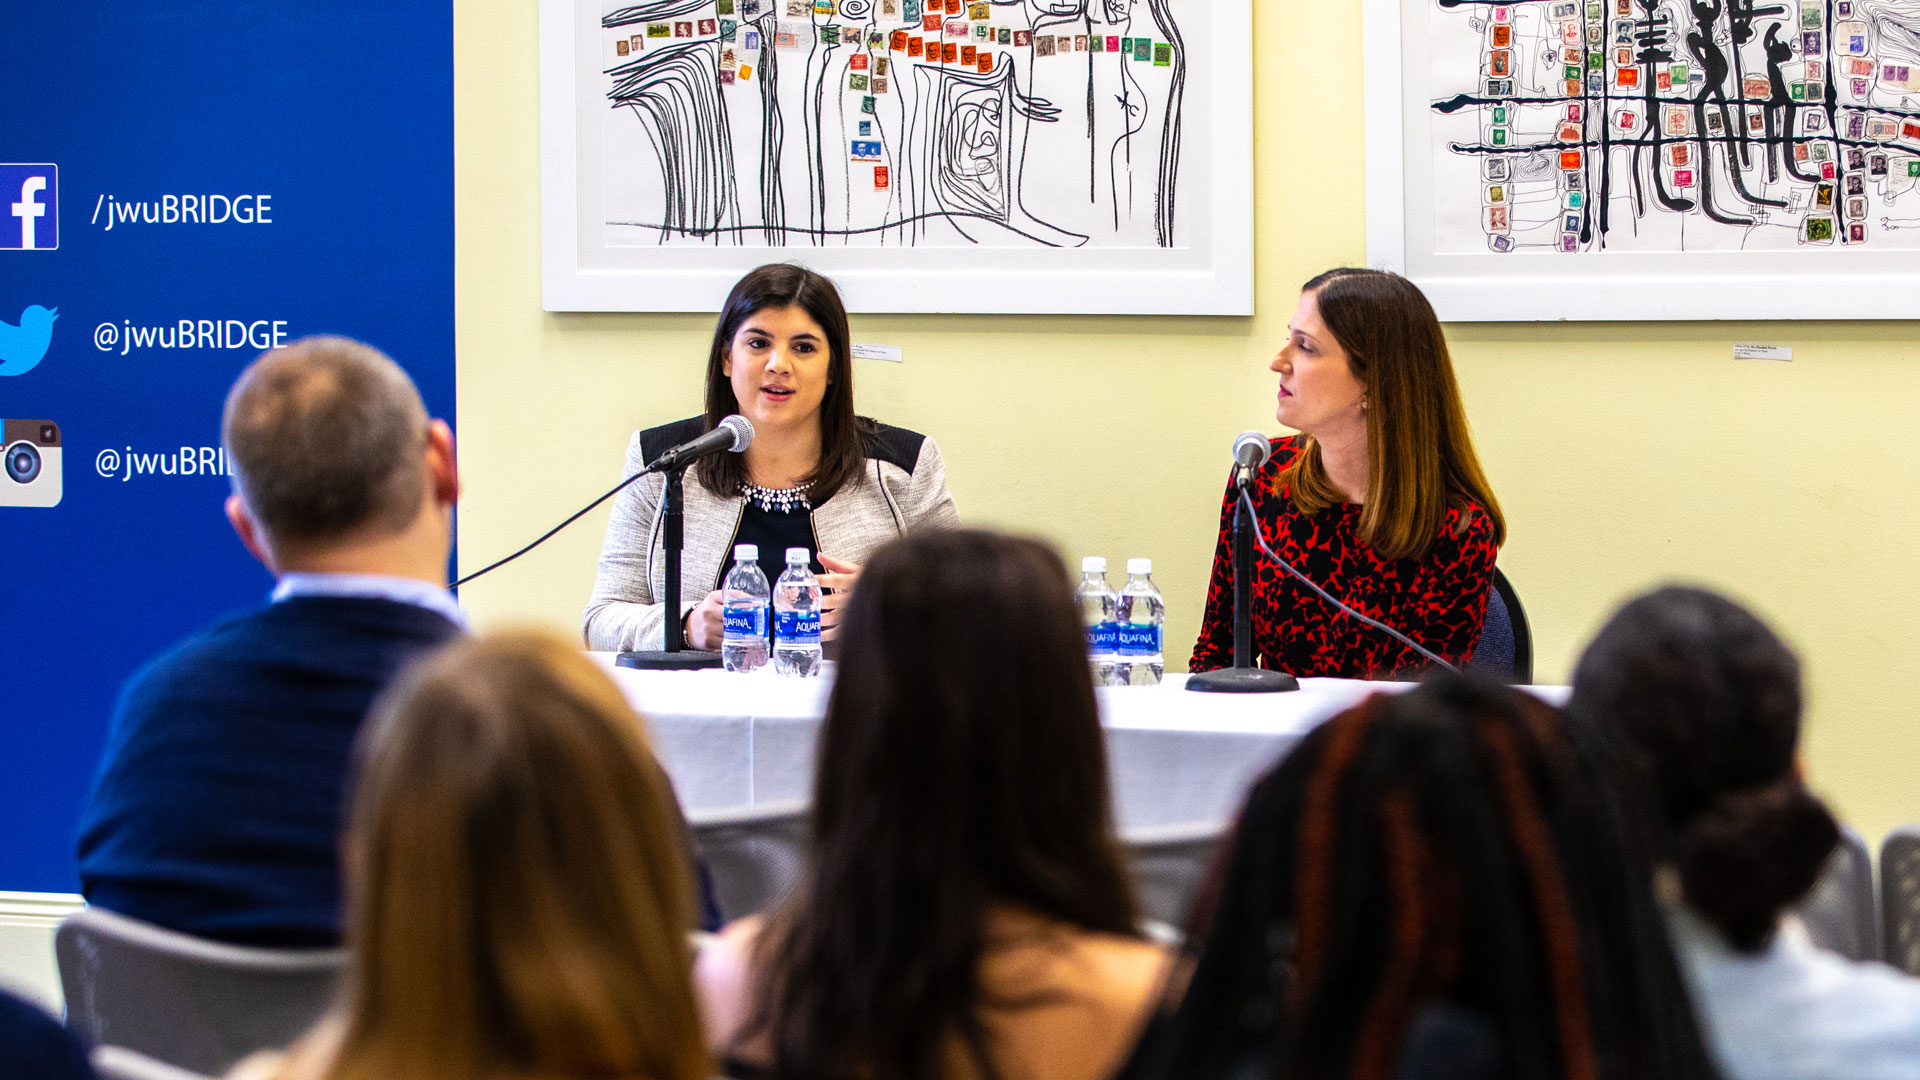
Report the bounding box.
[740,479,814,514]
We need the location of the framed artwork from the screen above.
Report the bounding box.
[1365,0,1920,320]
[541,0,1253,314]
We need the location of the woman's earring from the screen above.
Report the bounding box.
[1361,396,1370,410]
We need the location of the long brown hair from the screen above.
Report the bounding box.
[747,529,1141,1080]
[1279,268,1505,560]
[303,631,709,1080]
[698,263,872,501]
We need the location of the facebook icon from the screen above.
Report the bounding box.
[2,164,59,251]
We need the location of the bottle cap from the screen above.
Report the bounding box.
[735,543,759,561]
[786,547,810,563]
[1127,557,1152,575]
[1082,556,1107,573]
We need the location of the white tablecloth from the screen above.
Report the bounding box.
[593,656,1569,830]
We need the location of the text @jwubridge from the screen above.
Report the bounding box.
[95,445,234,483]
[95,319,290,356]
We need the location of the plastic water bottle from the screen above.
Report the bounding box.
[1076,556,1120,687]
[1114,557,1165,686]
[773,546,824,677]
[721,543,771,673]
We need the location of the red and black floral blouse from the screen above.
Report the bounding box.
[1191,436,1498,679]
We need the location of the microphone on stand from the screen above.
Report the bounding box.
[646,414,754,473]
[1190,429,1463,681]
[1232,430,1270,470]
[1189,433,1302,694]
[618,413,756,670]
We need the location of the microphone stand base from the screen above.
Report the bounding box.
[1186,667,1300,694]
[616,649,724,671]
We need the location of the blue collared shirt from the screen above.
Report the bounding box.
[1667,906,1920,1079]
[271,572,468,630]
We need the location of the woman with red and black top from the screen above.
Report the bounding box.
[1192,268,1504,679]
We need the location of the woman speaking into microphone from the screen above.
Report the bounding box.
[1191,268,1504,679]
[583,264,958,653]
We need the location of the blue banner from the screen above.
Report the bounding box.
[0,4,454,892]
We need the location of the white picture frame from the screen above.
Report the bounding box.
[540,0,1252,314]
[1364,0,1920,321]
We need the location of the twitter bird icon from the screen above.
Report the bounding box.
[0,305,57,377]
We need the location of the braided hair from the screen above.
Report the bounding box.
[1118,675,1718,1080]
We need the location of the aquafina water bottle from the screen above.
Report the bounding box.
[1114,557,1165,686]
[1076,556,1120,687]
[721,543,771,673]
[773,547,824,677]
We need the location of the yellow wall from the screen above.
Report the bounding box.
[455,2,1920,839]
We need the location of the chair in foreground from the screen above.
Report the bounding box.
[1122,821,1227,928]
[1881,825,1920,975]
[91,1046,214,1080]
[688,800,811,920]
[56,907,342,1078]
[1795,826,1879,962]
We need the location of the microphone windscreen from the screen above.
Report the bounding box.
[720,414,755,452]
[1233,431,1270,469]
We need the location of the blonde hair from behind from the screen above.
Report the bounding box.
[291,630,709,1080]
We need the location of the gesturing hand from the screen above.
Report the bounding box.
[818,554,862,641]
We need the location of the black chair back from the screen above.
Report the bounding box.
[1468,567,1531,684]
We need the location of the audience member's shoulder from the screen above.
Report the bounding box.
[0,989,93,1080]
[115,605,270,698]
[1674,911,1920,1078]
[694,916,765,1048]
[984,909,1169,1008]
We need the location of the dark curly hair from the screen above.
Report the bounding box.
[1567,585,1839,952]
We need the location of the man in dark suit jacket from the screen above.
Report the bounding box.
[0,988,94,1080]
[76,337,723,944]
[75,336,466,945]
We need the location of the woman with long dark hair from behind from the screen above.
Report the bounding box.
[1567,586,1920,1079]
[696,528,1167,1080]
[1117,676,1718,1080]
[230,632,710,1080]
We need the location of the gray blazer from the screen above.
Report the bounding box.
[583,417,959,652]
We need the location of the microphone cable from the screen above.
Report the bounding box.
[451,468,652,589]
[452,415,753,589]
[1235,484,1461,674]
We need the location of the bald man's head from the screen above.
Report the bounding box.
[222,336,430,550]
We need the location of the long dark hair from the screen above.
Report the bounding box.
[1567,586,1838,952]
[1121,676,1717,1080]
[1280,268,1506,560]
[744,529,1141,1080]
[698,263,870,501]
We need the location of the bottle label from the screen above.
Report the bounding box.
[723,606,768,638]
[775,610,822,644]
[1086,622,1119,652]
[1115,624,1162,656]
